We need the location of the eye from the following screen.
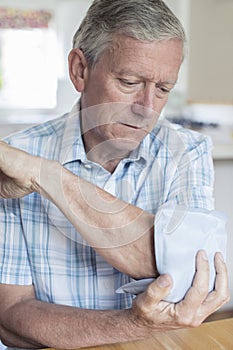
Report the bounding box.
[156,82,175,95]
[161,87,170,93]
[119,79,138,86]
[158,86,170,94]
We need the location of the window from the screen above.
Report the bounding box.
[0,7,58,110]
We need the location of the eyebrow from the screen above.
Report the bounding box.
[156,80,177,86]
[114,70,177,85]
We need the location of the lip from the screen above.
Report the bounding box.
[119,122,143,130]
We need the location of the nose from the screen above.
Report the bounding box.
[131,83,159,120]
[140,83,155,110]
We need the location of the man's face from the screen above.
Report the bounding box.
[80,36,183,156]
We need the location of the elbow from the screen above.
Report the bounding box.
[0,325,40,349]
[0,325,16,348]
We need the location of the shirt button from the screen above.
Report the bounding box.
[84,163,92,169]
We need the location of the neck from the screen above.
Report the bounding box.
[82,132,131,173]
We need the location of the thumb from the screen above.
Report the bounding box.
[142,274,173,308]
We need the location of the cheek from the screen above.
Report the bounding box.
[154,96,169,115]
[92,78,136,104]
[83,74,109,106]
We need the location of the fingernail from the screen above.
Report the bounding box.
[217,252,224,262]
[201,250,208,261]
[157,275,171,288]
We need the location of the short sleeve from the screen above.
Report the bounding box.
[0,198,32,285]
[168,135,215,210]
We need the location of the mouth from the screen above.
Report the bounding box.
[119,123,144,130]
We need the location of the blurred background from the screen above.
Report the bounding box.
[0,0,232,316]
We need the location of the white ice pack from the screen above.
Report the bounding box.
[116,205,227,303]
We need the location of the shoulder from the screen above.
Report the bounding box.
[3,114,68,157]
[149,119,213,157]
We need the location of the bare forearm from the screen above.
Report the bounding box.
[1,254,229,349]
[1,299,147,349]
[0,142,157,278]
[38,160,157,278]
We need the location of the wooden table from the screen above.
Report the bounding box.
[49,317,233,350]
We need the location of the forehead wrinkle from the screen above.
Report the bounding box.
[103,36,181,85]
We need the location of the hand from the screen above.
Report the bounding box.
[131,250,229,333]
[0,141,41,198]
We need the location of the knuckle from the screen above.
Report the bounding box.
[175,305,203,328]
[132,299,154,328]
[179,314,202,328]
[226,293,231,303]
[191,319,202,328]
[221,290,230,305]
[133,295,150,316]
[215,288,231,306]
[175,310,194,327]
[181,316,193,327]
[225,287,231,300]
[138,303,149,315]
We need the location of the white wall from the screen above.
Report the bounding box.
[162,0,190,118]
[187,0,233,104]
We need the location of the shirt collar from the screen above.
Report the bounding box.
[59,101,87,165]
[124,125,161,165]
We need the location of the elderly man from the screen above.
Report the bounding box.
[0,0,229,348]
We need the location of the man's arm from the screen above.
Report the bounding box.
[0,142,230,349]
[0,252,229,349]
[0,283,143,349]
[0,141,156,279]
[40,159,157,279]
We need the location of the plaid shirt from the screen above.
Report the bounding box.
[0,103,214,310]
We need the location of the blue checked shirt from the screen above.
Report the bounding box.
[0,103,215,310]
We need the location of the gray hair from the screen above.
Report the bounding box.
[73,0,186,67]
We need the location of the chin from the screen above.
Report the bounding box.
[111,137,142,153]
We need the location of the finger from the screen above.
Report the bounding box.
[140,274,173,310]
[181,250,209,309]
[203,252,230,309]
[214,252,229,295]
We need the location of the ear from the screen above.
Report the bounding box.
[68,48,89,92]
